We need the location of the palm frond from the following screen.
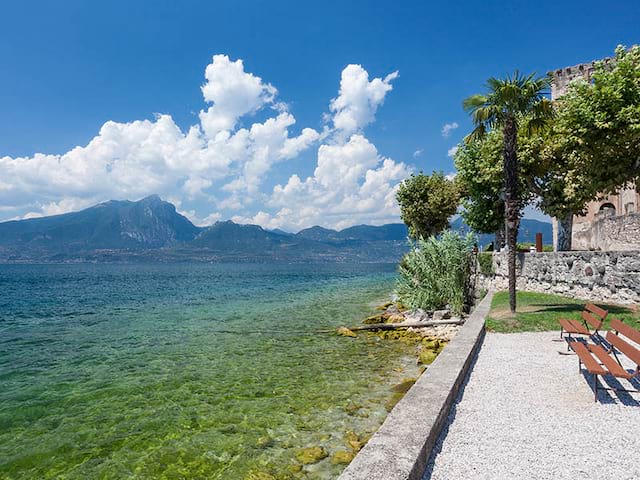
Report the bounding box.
[464,124,487,144]
[462,94,488,113]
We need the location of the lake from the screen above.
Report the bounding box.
[0,263,419,479]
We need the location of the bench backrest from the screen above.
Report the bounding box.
[610,317,640,346]
[582,303,608,330]
[606,330,640,367]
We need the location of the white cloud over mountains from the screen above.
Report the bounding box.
[0,55,409,230]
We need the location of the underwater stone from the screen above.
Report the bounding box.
[295,446,328,465]
[385,392,405,412]
[363,314,385,324]
[244,471,277,480]
[391,378,417,394]
[332,450,356,465]
[337,327,357,338]
[344,431,363,452]
[417,349,438,365]
[256,436,274,448]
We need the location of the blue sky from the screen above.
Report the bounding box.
[1,0,638,230]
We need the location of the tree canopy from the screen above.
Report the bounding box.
[545,45,640,201]
[396,171,460,240]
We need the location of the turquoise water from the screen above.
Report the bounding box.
[0,263,419,479]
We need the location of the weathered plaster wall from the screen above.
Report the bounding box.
[479,251,640,304]
[573,213,640,251]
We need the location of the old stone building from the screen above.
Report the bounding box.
[549,59,640,251]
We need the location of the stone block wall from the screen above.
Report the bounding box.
[478,251,640,304]
[573,213,640,251]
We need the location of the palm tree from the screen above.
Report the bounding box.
[463,72,553,313]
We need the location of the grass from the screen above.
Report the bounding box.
[486,290,640,333]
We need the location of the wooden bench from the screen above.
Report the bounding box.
[568,318,640,402]
[559,303,608,344]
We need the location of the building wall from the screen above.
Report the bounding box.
[478,251,640,304]
[573,212,640,251]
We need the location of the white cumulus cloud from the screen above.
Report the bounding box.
[244,134,411,231]
[330,64,398,138]
[1,56,409,231]
[441,122,459,137]
[199,54,278,136]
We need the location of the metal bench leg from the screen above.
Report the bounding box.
[593,374,598,403]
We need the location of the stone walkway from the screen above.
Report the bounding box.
[424,332,640,480]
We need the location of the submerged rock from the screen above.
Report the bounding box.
[331,450,356,465]
[375,302,394,311]
[417,349,438,365]
[337,327,357,338]
[244,471,277,480]
[345,402,362,415]
[391,377,417,394]
[386,313,406,323]
[385,392,405,412]
[363,314,385,324]
[421,338,441,351]
[295,446,328,465]
[256,435,274,448]
[344,431,363,452]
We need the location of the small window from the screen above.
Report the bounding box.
[625,202,636,215]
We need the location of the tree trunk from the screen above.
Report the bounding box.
[503,117,520,313]
[494,224,506,250]
[556,211,573,251]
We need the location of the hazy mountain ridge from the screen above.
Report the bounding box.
[0,196,552,262]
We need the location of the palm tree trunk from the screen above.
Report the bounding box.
[494,224,506,250]
[503,117,520,313]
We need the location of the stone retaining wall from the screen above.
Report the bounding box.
[479,251,640,304]
[337,292,493,480]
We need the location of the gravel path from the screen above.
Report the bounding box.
[424,332,640,480]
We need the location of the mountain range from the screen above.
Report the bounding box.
[0,195,552,263]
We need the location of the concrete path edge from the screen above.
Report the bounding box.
[337,291,494,480]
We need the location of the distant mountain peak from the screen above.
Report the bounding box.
[0,196,553,262]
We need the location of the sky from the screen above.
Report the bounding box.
[1,0,638,231]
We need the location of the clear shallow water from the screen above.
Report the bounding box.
[0,263,418,479]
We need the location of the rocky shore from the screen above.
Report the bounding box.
[333,299,466,444]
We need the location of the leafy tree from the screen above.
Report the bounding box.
[396,172,460,240]
[538,45,640,249]
[454,132,504,240]
[463,72,553,313]
[455,128,545,249]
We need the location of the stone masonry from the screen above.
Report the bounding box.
[479,251,640,304]
[573,212,640,251]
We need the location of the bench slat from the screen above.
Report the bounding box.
[569,341,606,375]
[610,318,640,346]
[587,344,632,379]
[586,303,608,321]
[581,311,603,330]
[560,318,590,335]
[606,331,640,366]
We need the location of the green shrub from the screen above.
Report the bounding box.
[395,231,474,314]
[477,252,494,276]
[517,242,553,252]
